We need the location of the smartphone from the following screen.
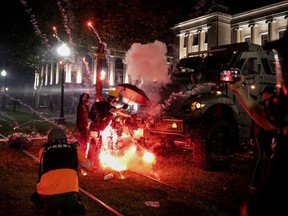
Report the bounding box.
[219,69,241,83]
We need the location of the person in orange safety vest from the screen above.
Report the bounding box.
[31,127,93,216]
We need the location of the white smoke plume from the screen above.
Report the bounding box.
[124,40,171,108]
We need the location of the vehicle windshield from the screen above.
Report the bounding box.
[176,50,243,83]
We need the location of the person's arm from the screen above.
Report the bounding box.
[228,75,278,131]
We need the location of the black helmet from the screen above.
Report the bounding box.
[47,128,67,142]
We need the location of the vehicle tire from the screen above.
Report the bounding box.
[204,120,236,170]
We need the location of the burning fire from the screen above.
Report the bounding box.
[88,121,156,172]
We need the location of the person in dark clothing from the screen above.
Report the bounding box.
[228,30,288,215]
[249,86,275,194]
[13,97,19,112]
[76,93,90,154]
[49,99,54,113]
[88,90,129,167]
[31,128,93,216]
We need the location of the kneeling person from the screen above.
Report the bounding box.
[32,128,93,215]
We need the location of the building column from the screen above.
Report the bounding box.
[233,26,241,43]
[266,18,276,42]
[187,32,192,54]
[108,57,115,86]
[92,56,97,85]
[56,63,60,84]
[179,33,185,59]
[199,30,205,51]
[45,64,49,86]
[65,62,72,83]
[40,65,44,86]
[34,70,39,89]
[249,22,260,45]
[50,61,54,85]
[75,57,82,84]
[123,64,129,83]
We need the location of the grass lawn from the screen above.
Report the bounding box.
[0,109,75,138]
[0,109,253,215]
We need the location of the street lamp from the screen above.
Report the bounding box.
[1,70,7,110]
[57,43,70,124]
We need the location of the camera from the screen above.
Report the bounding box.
[218,69,241,83]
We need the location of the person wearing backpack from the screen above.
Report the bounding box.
[31,128,93,216]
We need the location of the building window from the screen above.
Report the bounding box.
[193,34,199,46]
[204,32,208,44]
[261,34,269,46]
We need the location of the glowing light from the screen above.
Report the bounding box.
[119,172,125,179]
[171,123,177,129]
[216,91,222,95]
[143,150,155,164]
[100,70,106,80]
[1,70,7,76]
[191,101,205,111]
[86,119,157,174]
[99,152,127,171]
[57,43,70,57]
[125,146,137,155]
[87,21,93,28]
[133,128,144,139]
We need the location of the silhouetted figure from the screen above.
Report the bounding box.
[76,93,90,154]
[249,86,275,194]
[13,97,19,112]
[229,30,288,216]
[49,99,54,113]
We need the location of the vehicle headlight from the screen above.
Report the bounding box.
[171,122,178,129]
[191,101,205,111]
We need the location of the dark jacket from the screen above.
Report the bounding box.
[76,103,89,131]
[88,101,114,131]
[250,101,275,156]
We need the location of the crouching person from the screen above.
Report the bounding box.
[31,128,93,216]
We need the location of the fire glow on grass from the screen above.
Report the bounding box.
[94,122,155,172]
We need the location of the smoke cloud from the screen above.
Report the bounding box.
[124,40,170,107]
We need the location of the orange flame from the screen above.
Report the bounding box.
[89,120,156,173]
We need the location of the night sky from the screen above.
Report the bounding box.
[218,0,284,14]
[0,0,284,90]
